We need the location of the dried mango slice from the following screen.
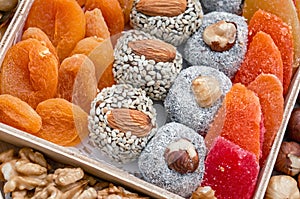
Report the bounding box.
[248,74,284,167]
[24,0,86,62]
[36,98,88,147]
[0,94,42,134]
[0,38,58,109]
[248,9,293,96]
[205,83,262,161]
[22,27,59,62]
[85,0,125,36]
[85,8,110,39]
[57,54,97,113]
[201,136,259,199]
[233,31,283,87]
[243,0,300,68]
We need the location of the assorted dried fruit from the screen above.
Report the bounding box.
[0,147,148,198]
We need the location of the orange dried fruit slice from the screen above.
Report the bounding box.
[205,83,262,161]
[24,0,86,62]
[70,37,115,90]
[248,9,293,96]
[233,31,283,87]
[76,0,86,7]
[85,0,125,36]
[0,38,58,109]
[0,94,42,134]
[22,27,59,61]
[248,74,284,167]
[118,0,134,25]
[85,8,110,39]
[36,98,88,147]
[243,0,300,68]
[57,54,97,113]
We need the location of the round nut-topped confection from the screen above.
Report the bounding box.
[130,0,203,46]
[88,84,157,164]
[113,30,183,101]
[138,122,206,198]
[184,11,248,79]
[164,66,231,136]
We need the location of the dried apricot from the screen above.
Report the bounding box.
[233,31,283,87]
[0,94,42,134]
[118,0,134,25]
[22,27,59,61]
[36,98,88,147]
[76,0,86,7]
[85,0,125,36]
[248,74,284,167]
[243,0,300,68]
[85,8,110,39]
[0,38,58,109]
[57,54,97,113]
[24,0,86,62]
[205,83,262,161]
[70,37,115,90]
[248,9,293,96]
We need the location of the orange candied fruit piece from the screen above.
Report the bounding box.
[85,0,125,36]
[118,0,134,25]
[85,8,110,39]
[24,0,86,62]
[233,31,283,87]
[248,74,284,167]
[248,9,293,96]
[22,27,59,61]
[205,83,262,161]
[0,94,42,134]
[0,38,58,109]
[57,54,97,113]
[36,98,89,147]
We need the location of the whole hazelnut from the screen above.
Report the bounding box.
[275,141,300,176]
[287,108,300,142]
[265,175,300,199]
[203,20,237,52]
[164,138,199,174]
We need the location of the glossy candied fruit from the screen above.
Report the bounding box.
[0,94,42,135]
[0,38,58,109]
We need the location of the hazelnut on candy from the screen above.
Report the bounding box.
[203,20,237,52]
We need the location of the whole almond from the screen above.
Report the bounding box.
[106,108,153,137]
[136,0,187,17]
[128,39,176,63]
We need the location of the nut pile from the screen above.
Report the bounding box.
[0,147,148,199]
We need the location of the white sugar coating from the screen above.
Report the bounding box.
[113,29,183,101]
[164,66,232,135]
[88,84,157,164]
[138,122,206,198]
[183,12,248,79]
[200,0,243,14]
[130,0,203,46]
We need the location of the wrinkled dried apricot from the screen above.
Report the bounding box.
[248,74,284,167]
[85,8,110,39]
[85,0,125,36]
[70,37,115,90]
[233,31,283,87]
[0,38,58,109]
[0,94,42,134]
[248,9,293,96]
[118,0,134,25]
[36,98,88,147]
[22,27,59,61]
[76,0,86,7]
[24,0,86,62]
[57,54,97,113]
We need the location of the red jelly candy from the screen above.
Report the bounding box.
[205,83,262,161]
[248,74,284,167]
[233,31,283,88]
[248,9,293,96]
[201,136,259,199]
